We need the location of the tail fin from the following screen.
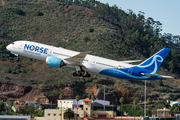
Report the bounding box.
[138,48,171,73]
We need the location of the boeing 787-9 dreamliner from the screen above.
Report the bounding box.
[6,40,173,80]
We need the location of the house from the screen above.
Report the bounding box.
[45,98,114,120]
[57,99,111,110]
[157,108,171,117]
[170,101,180,107]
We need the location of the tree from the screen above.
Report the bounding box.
[6,99,13,107]
[119,97,124,120]
[170,104,180,116]
[0,102,5,112]
[18,105,35,115]
[64,108,74,120]
[147,97,152,116]
[59,93,64,120]
[74,0,79,5]
[133,98,139,120]
[75,95,80,108]
[91,94,96,111]
[75,95,80,120]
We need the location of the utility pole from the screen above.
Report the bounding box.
[103,85,105,110]
[144,80,146,117]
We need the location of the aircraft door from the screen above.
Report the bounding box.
[91,59,96,66]
[18,43,23,49]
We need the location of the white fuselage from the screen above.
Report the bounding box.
[7,40,172,80]
[6,41,133,73]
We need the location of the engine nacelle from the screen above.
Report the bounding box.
[46,56,64,68]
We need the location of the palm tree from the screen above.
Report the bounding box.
[59,93,64,120]
[147,97,152,116]
[133,98,139,120]
[75,95,80,120]
[119,97,124,120]
[91,94,96,111]
[75,95,80,108]
[64,108,74,120]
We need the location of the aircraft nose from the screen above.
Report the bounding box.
[6,44,10,51]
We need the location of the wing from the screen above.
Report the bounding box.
[64,51,91,66]
[121,60,141,63]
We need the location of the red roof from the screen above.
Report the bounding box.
[83,98,91,102]
[82,117,94,120]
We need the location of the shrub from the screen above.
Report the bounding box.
[4,76,10,79]
[58,7,64,12]
[84,36,89,42]
[66,9,70,12]
[35,11,44,16]
[89,28,94,32]
[14,8,25,16]
[0,44,6,51]
[11,70,16,74]
[158,79,163,86]
[71,10,76,15]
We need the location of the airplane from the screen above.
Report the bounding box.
[6,40,173,80]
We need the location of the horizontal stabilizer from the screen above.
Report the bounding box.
[141,73,158,77]
[161,75,174,79]
[141,73,174,79]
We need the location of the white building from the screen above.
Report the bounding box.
[57,99,74,109]
[57,99,110,109]
[170,101,180,106]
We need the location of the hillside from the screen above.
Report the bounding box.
[0,0,180,105]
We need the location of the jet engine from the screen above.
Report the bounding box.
[46,56,64,68]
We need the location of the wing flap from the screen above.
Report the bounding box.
[121,60,141,63]
[64,51,91,66]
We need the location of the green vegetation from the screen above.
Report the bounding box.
[89,28,94,32]
[64,108,74,120]
[35,11,44,16]
[18,105,44,117]
[133,98,139,120]
[170,104,180,116]
[14,8,25,16]
[76,95,80,108]
[6,99,13,107]
[121,104,150,116]
[91,94,96,110]
[119,97,124,119]
[0,0,180,103]
[0,102,5,112]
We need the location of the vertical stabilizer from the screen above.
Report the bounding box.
[138,48,171,73]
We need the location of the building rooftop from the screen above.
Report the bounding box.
[83,98,91,102]
[0,115,31,119]
[64,99,76,101]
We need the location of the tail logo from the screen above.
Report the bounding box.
[138,55,163,73]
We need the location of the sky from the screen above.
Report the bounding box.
[98,0,180,36]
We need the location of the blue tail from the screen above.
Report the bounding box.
[138,48,171,73]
